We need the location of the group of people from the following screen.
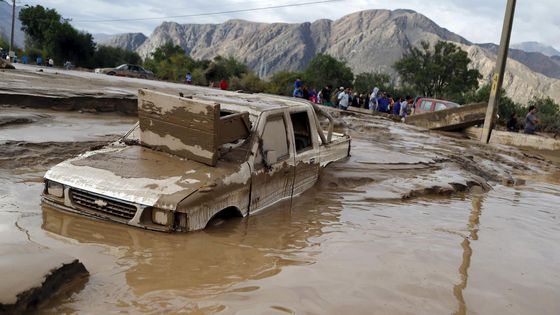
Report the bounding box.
[293,79,414,118]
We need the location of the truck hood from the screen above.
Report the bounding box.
[44,144,247,210]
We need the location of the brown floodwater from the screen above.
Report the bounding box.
[1,109,560,314]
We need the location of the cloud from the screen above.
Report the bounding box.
[21,0,560,50]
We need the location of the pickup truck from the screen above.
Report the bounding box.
[42,89,351,232]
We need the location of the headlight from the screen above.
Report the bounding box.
[152,209,172,226]
[46,181,64,198]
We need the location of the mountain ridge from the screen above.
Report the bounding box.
[129,9,559,104]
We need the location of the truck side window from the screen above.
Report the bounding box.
[421,100,432,111]
[290,111,313,152]
[435,103,447,111]
[260,116,289,163]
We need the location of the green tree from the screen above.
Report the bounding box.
[19,5,62,48]
[0,36,8,51]
[353,72,391,94]
[303,54,354,90]
[150,42,185,62]
[394,41,481,99]
[229,72,269,93]
[45,22,95,67]
[91,45,142,68]
[464,84,522,124]
[205,55,249,83]
[144,43,200,81]
[265,71,303,96]
[19,5,96,67]
[529,96,560,133]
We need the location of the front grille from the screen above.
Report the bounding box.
[70,189,137,220]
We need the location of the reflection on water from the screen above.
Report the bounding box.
[40,186,342,311]
[453,188,483,315]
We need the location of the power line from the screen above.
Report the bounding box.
[71,0,345,23]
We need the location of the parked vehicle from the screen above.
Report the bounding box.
[94,64,154,79]
[42,89,351,232]
[413,97,461,115]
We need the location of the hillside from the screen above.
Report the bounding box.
[0,1,24,48]
[478,43,560,79]
[136,10,470,76]
[511,41,560,57]
[130,9,559,104]
[95,33,147,51]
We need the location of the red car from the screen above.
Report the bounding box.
[413,97,461,114]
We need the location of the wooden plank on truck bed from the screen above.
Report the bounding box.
[138,89,220,166]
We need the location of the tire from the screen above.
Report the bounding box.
[107,71,116,76]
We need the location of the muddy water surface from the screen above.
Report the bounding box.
[2,109,560,314]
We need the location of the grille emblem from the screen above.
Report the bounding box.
[94,199,108,207]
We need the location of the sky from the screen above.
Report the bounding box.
[17,0,560,50]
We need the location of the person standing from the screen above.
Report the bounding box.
[219,79,228,90]
[321,85,332,107]
[48,58,54,67]
[302,86,310,100]
[400,96,412,118]
[293,86,303,98]
[377,93,389,113]
[185,72,193,84]
[338,88,350,110]
[507,113,520,132]
[393,96,402,116]
[369,87,379,111]
[524,106,539,134]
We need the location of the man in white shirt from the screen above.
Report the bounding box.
[338,88,350,110]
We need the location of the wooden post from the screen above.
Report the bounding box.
[481,0,517,144]
[9,0,16,56]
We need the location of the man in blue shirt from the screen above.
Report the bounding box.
[377,93,389,113]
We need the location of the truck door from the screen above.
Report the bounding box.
[250,113,295,212]
[289,110,320,195]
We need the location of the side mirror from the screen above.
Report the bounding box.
[264,150,278,166]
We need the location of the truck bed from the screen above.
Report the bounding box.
[319,132,351,167]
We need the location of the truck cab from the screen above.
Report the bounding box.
[42,89,351,232]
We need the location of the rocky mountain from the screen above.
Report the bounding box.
[95,32,147,51]
[137,10,470,76]
[132,9,558,104]
[0,1,24,48]
[511,41,560,57]
[478,43,560,79]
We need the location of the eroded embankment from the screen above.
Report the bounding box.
[0,93,137,114]
[321,108,557,200]
[0,141,112,171]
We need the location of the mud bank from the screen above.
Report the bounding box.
[0,93,137,114]
[0,243,88,315]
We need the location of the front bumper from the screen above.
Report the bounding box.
[42,192,173,233]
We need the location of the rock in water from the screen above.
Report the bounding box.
[0,59,15,70]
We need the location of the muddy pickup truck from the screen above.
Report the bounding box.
[42,89,351,232]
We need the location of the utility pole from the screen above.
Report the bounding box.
[9,0,16,57]
[480,0,517,144]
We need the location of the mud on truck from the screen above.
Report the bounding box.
[42,89,351,232]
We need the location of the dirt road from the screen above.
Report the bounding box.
[1,66,559,314]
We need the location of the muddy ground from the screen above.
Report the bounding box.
[1,66,560,314]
